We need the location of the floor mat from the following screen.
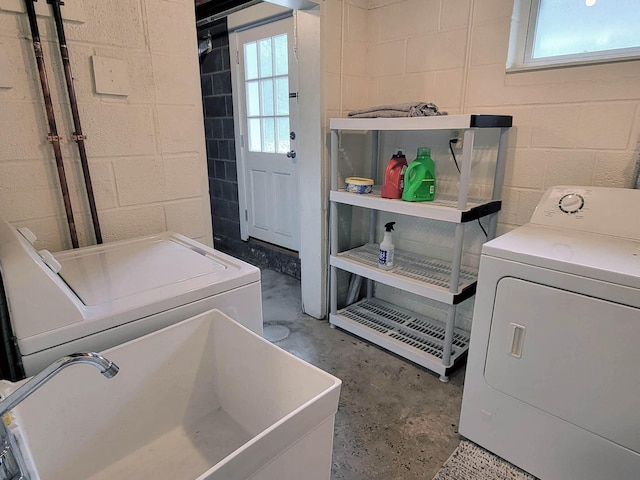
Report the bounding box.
[432,440,538,480]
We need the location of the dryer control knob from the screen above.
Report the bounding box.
[558,193,584,214]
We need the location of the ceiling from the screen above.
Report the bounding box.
[195,0,258,21]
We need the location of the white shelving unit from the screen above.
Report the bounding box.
[329,114,512,381]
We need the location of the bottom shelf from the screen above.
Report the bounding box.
[329,298,470,377]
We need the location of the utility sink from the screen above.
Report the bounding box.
[0,310,341,480]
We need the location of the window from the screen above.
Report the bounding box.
[507,0,640,70]
[244,33,290,153]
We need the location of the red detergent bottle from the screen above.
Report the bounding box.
[381,148,408,199]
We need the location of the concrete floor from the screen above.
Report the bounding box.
[261,269,466,480]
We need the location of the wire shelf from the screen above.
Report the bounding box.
[332,244,478,303]
[331,298,470,373]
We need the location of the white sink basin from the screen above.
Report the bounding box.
[0,309,341,480]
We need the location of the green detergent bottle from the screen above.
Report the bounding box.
[401,147,436,202]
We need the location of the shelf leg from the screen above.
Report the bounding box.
[457,129,475,211]
[487,212,499,240]
[366,130,379,300]
[491,127,510,201]
[330,129,338,191]
[330,199,338,320]
[449,224,465,293]
[370,130,379,180]
[441,304,457,371]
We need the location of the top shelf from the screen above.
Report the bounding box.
[330,114,512,131]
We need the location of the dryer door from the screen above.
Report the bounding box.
[485,277,640,452]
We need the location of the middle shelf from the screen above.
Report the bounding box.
[330,189,501,223]
[330,243,478,304]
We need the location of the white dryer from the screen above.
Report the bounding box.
[459,186,640,480]
[0,218,263,379]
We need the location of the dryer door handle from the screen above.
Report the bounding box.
[508,323,526,359]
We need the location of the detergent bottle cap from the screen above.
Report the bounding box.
[417,146,431,157]
[384,222,395,232]
[392,147,405,158]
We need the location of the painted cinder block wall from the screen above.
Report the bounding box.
[0,0,212,251]
[323,0,640,233]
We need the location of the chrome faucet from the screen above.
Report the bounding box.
[0,353,118,480]
[0,352,119,417]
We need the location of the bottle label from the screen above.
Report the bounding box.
[379,249,394,267]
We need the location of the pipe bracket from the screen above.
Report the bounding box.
[72,134,87,142]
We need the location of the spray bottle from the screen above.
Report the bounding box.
[378,221,395,270]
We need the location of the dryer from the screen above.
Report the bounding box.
[459,186,640,480]
[0,218,263,379]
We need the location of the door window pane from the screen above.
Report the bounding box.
[244,42,258,80]
[243,32,291,154]
[259,38,273,77]
[275,77,289,116]
[260,79,274,116]
[276,117,290,154]
[262,118,275,153]
[246,81,260,117]
[274,34,288,75]
[248,118,262,152]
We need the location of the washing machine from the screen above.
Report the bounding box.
[0,217,263,380]
[459,186,640,480]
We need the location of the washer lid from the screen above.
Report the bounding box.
[56,237,226,306]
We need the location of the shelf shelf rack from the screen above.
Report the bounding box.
[328,114,512,381]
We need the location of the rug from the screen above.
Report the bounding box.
[432,440,538,480]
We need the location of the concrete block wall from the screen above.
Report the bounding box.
[0,0,212,251]
[199,19,239,248]
[323,0,640,234]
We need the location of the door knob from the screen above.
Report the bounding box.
[286,150,296,158]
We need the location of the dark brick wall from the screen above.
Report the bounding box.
[199,19,240,246]
[198,19,301,280]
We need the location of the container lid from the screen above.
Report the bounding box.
[345,177,374,185]
[56,238,227,306]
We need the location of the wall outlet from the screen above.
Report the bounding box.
[450,130,463,149]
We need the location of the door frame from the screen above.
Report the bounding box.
[231,14,297,248]
[230,6,325,318]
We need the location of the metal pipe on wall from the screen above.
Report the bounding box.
[24,0,79,248]
[48,0,103,244]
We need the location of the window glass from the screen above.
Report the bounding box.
[262,118,275,153]
[248,118,261,152]
[259,38,273,77]
[508,0,640,69]
[261,79,274,116]
[246,81,260,117]
[276,117,290,154]
[275,77,289,116]
[532,0,640,59]
[274,34,288,75]
[244,42,258,80]
[244,33,290,153]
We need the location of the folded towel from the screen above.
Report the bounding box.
[348,102,446,118]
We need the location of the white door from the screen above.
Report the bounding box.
[233,18,299,251]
